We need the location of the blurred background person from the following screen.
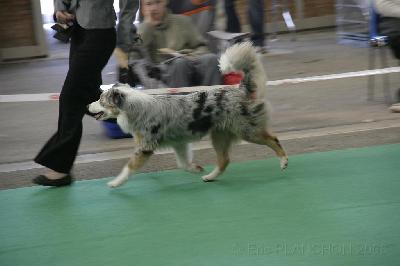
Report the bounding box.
[373,0,400,112]
[114,0,140,84]
[224,0,266,52]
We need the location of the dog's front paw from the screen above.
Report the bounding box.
[202,170,220,182]
[202,167,222,182]
[201,173,216,182]
[107,180,122,188]
[186,163,204,173]
[107,177,127,188]
[280,157,288,170]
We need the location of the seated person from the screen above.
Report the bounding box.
[129,0,222,88]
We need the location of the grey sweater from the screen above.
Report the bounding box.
[55,0,138,51]
[55,0,116,29]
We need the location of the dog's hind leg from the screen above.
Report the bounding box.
[172,143,204,173]
[245,131,288,170]
[108,150,153,188]
[202,131,234,182]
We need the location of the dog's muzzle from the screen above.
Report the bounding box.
[92,111,105,120]
[87,102,107,120]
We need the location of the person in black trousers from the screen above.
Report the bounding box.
[224,0,266,50]
[33,0,135,187]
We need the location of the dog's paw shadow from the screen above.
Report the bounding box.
[106,165,292,198]
[106,171,205,196]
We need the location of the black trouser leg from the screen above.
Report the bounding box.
[248,0,265,47]
[224,0,241,33]
[35,25,116,173]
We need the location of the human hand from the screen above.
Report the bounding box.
[177,49,194,55]
[114,47,129,69]
[55,11,75,24]
[158,48,182,57]
[158,48,198,58]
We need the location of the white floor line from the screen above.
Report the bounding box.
[1,67,400,103]
[0,93,60,103]
[1,119,399,173]
[267,66,400,86]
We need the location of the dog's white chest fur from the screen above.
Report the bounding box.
[117,112,131,134]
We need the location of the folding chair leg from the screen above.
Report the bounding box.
[367,47,376,101]
[380,47,392,105]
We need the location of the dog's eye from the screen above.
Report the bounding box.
[100,94,114,108]
[100,96,109,106]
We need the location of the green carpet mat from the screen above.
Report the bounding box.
[1,144,400,266]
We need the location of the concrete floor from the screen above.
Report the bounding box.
[0,28,399,189]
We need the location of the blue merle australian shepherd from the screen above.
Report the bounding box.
[88,42,288,188]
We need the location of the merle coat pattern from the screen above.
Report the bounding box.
[88,42,288,187]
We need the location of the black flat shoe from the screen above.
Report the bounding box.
[32,174,73,187]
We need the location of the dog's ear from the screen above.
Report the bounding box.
[109,88,125,107]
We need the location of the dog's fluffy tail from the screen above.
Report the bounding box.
[219,42,267,99]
